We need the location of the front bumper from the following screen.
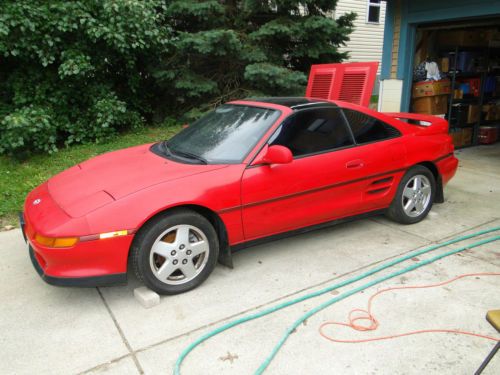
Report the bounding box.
[19,211,27,242]
[28,245,127,287]
[20,211,130,287]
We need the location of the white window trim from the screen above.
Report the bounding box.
[366,0,381,24]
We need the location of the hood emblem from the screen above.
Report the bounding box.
[33,198,41,205]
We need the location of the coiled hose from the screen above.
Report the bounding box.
[174,226,500,375]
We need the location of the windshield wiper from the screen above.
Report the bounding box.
[161,141,172,156]
[173,149,208,164]
[162,142,207,164]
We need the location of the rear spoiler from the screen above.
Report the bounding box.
[383,112,449,135]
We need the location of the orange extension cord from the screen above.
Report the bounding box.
[319,273,500,344]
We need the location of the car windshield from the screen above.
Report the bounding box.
[165,104,280,164]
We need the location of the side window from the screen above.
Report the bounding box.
[343,109,401,144]
[366,0,381,23]
[269,108,354,157]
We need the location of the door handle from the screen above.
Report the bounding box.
[346,159,365,169]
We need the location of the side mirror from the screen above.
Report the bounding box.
[253,145,293,166]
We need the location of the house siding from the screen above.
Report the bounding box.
[336,0,387,72]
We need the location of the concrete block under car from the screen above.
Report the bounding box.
[134,287,160,309]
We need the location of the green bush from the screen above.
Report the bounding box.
[0,0,166,157]
[0,1,355,158]
[64,94,143,145]
[0,106,58,157]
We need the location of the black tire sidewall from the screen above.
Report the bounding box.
[388,166,436,224]
[133,209,219,295]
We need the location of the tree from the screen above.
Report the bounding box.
[0,0,355,157]
[156,0,356,118]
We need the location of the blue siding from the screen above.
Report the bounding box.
[382,0,500,111]
[380,2,395,80]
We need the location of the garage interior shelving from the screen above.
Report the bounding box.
[413,20,500,148]
[445,45,500,147]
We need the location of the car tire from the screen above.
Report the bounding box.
[386,165,436,225]
[131,208,219,295]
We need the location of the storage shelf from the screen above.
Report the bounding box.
[419,40,500,147]
[439,45,500,52]
[482,94,500,102]
[449,71,485,77]
[480,119,500,125]
[451,97,481,104]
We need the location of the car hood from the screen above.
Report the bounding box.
[47,144,228,218]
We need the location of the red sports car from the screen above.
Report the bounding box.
[21,98,458,294]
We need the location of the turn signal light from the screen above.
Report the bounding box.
[99,230,128,239]
[35,234,79,248]
[79,229,132,242]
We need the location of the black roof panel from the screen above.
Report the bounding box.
[246,97,337,110]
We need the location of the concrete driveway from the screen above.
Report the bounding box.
[1,145,499,375]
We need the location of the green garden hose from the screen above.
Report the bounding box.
[174,226,500,375]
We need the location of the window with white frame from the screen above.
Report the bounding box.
[367,0,381,24]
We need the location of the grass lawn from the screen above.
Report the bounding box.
[0,125,181,228]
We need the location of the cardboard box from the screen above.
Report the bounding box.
[482,104,498,121]
[439,57,449,73]
[467,104,480,124]
[450,129,463,148]
[412,80,451,98]
[487,29,499,47]
[490,39,500,48]
[490,29,500,41]
[412,95,448,115]
[462,127,473,146]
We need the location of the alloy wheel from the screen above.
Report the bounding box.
[149,224,210,285]
[401,174,432,218]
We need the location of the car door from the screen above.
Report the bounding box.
[240,107,368,240]
[341,108,407,211]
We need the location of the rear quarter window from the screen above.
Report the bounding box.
[269,108,354,157]
[343,109,401,144]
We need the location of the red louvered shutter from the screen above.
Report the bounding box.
[310,72,334,98]
[305,62,379,107]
